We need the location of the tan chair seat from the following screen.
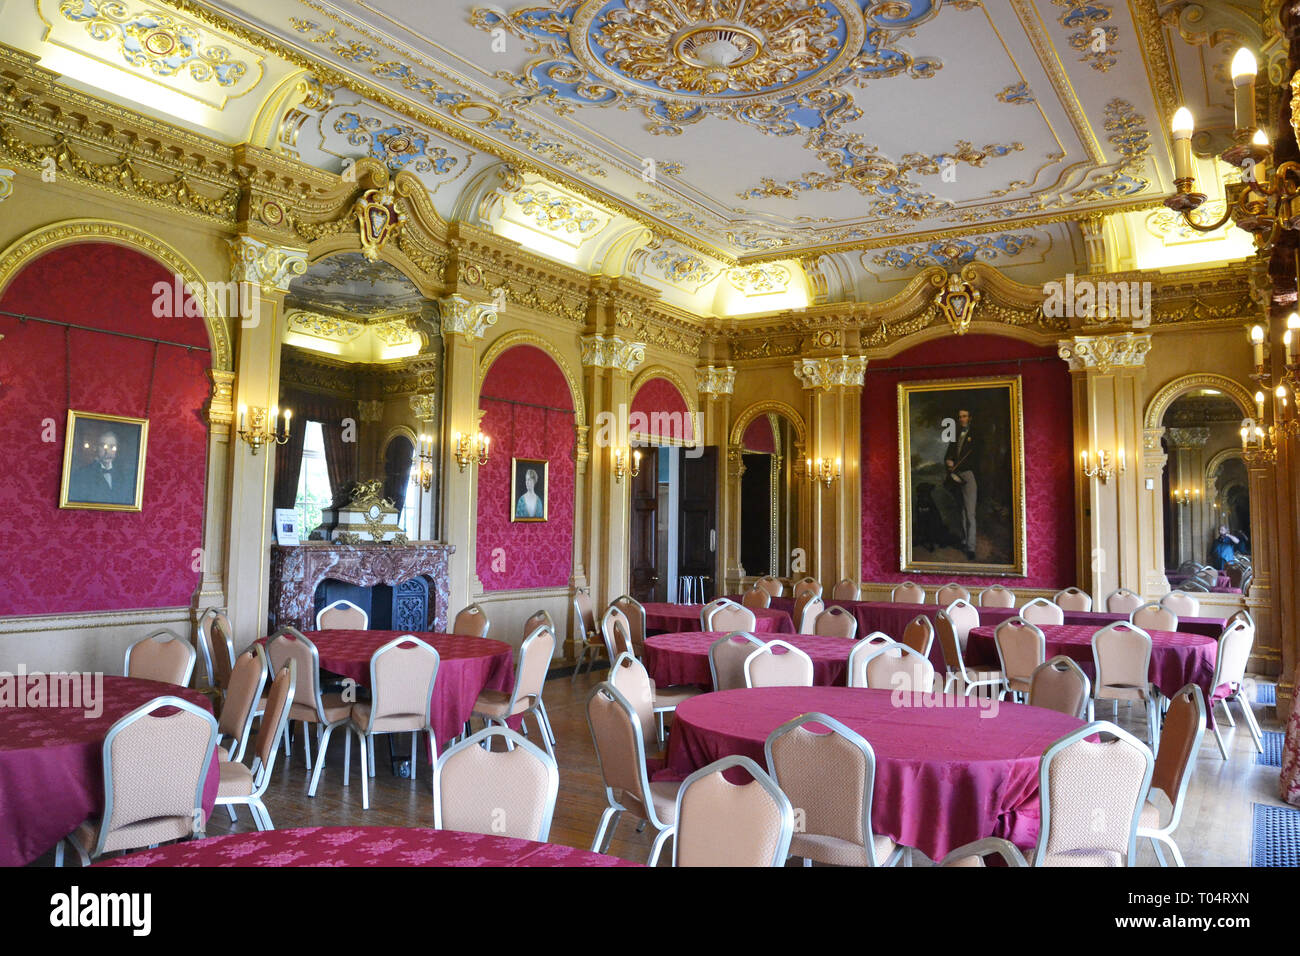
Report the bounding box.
[472,689,534,719]
[1039,848,1123,866]
[350,701,427,732]
[1096,684,1149,702]
[289,693,352,724]
[653,685,704,709]
[790,832,897,867]
[217,759,255,798]
[1006,677,1031,694]
[216,744,230,762]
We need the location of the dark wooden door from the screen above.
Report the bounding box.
[679,447,717,601]
[628,453,658,602]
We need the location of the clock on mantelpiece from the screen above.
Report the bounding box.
[325,479,408,545]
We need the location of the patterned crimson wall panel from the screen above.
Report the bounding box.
[0,243,210,615]
[476,345,576,590]
[630,376,694,443]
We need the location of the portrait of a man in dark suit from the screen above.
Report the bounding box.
[943,408,980,560]
[60,412,147,511]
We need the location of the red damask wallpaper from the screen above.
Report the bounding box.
[475,345,576,590]
[0,243,211,616]
[860,335,1077,589]
[630,376,694,443]
[742,415,776,453]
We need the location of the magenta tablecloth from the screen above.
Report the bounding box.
[657,686,1084,860]
[291,630,514,747]
[0,676,219,867]
[98,826,640,867]
[641,603,794,635]
[643,631,856,689]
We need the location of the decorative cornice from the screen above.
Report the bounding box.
[1057,332,1152,373]
[581,333,646,372]
[438,293,498,340]
[409,393,437,421]
[793,355,868,389]
[228,235,307,292]
[1165,426,1211,448]
[696,365,736,398]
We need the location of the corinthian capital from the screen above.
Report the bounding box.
[1058,332,1151,373]
[227,236,307,293]
[793,355,867,389]
[696,365,736,398]
[439,294,498,341]
[581,333,645,372]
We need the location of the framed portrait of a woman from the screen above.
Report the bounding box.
[511,458,548,522]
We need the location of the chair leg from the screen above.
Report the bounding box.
[1220,697,1237,727]
[1239,698,1265,752]
[226,804,238,822]
[411,731,419,778]
[308,723,338,797]
[571,646,587,686]
[343,726,352,786]
[591,806,617,853]
[369,735,376,777]
[600,810,623,854]
[537,700,557,745]
[358,729,371,811]
[1150,835,1167,867]
[657,712,666,748]
[55,841,64,867]
[1211,720,1228,759]
[534,707,555,759]
[647,827,672,867]
[301,721,313,770]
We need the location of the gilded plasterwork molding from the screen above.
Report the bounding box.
[207,369,235,425]
[357,399,384,422]
[228,235,308,292]
[1165,426,1211,448]
[793,355,868,389]
[581,333,646,372]
[696,365,736,398]
[286,308,365,341]
[409,393,436,421]
[0,167,13,202]
[729,399,807,447]
[438,293,498,340]
[1057,332,1152,372]
[1143,373,1255,431]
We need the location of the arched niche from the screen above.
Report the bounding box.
[629,367,698,446]
[729,401,809,581]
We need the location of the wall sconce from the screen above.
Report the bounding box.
[1081,447,1125,483]
[416,433,435,491]
[237,405,290,455]
[1172,487,1200,506]
[805,456,840,488]
[1242,318,1300,466]
[613,448,641,483]
[452,430,489,472]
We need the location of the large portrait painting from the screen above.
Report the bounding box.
[60,410,148,512]
[898,376,1026,576]
[511,457,548,522]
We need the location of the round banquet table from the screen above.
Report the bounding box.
[656,686,1085,861]
[97,826,640,867]
[643,631,856,689]
[641,603,794,635]
[290,630,514,747]
[0,676,219,868]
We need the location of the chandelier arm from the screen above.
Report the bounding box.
[1177,203,1237,233]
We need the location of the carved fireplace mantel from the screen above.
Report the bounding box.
[270,542,455,633]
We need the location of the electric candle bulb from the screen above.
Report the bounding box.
[1231,48,1258,131]
[1171,107,1195,181]
[1256,390,1266,419]
[1252,325,1266,367]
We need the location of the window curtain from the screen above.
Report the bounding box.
[383,436,415,512]
[281,389,358,506]
[271,411,308,511]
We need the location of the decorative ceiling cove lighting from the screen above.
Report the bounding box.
[673,23,764,81]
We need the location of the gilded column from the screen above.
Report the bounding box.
[194,369,235,625]
[697,365,737,592]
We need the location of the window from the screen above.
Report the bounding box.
[294,421,332,536]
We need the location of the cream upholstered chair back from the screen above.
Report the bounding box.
[944,599,980,647]
[673,756,793,867]
[994,618,1045,691]
[1091,624,1152,702]
[743,640,815,688]
[793,577,823,601]
[979,585,1017,608]
[935,611,963,676]
[612,595,647,656]
[316,598,368,631]
[1131,602,1177,633]
[742,586,771,610]
[1213,619,1255,689]
[756,575,784,598]
[524,609,555,640]
[891,581,926,604]
[935,583,970,605]
[708,632,764,691]
[573,588,598,640]
[267,627,322,714]
[217,646,268,754]
[1105,588,1144,614]
[253,659,296,773]
[433,726,559,841]
[514,625,555,707]
[362,636,440,733]
[125,630,197,686]
[196,609,235,694]
[1029,656,1091,719]
[1054,587,1093,612]
[586,683,665,828]
[601,606,635,662]
[831,578,860,600]
[846,634,895,688]
[1160,590,1200,617]
[1019,598,1064,627]
[452,603,491,638]
[796,595,824,634]
[813,606,857,639]
[899,614,935,658]
[1150,684,1206,823]
[1036,721,1153,866]
[96,696,219,857]
[703,598,756,634]
[608,653,657,746]
[858,643,935,692]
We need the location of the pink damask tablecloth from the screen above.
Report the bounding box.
[644,631,856,689]
[655,686,1084,861]
[641,603,794,635]
[0,676,219,867]
[98,826,640,867]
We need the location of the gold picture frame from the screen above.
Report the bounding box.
[510,457,548,522]
[59,410,149,512]
[898,376,1026,576]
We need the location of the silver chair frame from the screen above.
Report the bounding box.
[432,725,559,841]
[1208,620,1264,758]
[124,629,197,686]
[266,628,354,797]
[1136,683,1206,867]
[668,755,794,867]
[846,633,897,688]
[315,598,370,630]
[851,641,934,692]
[1053,587,1094,611]
[939,837,1028,867]
[707,631,764,691]
[217,645,269,765]
[937,609,1001,698]
[1160,590,1200,616]
[216,659,298,831]
[700,597,755,632]
[978,585,1017,608]
[1104,587,1145,614]
[993,617,1045,702]
[571,588,605,685]
[742,639,814,688]
[890,581,926,603]
[1018,597,1064,626]
[1028,655,1091,719]
[612,594,647,656]
[470,624,556,758]
[1090,622,1158,749]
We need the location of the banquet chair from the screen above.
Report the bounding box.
[215,646,268,766]
[1193,567,1219,589]
[601,606,636,663]
[944,598,980,647]
[832,578,861,601]
[433,726,559,841]
[125,630,197,687]
[935,583,970,605]
[1137,683,1206,866]
[266,628,354,797]
[1092,622,1160,750]
[215,659,296,831]
[1105,588,1145,614]
[1226,608,1255,630]
[993,618,1045,701]
[743,640,815,688]
[846,633,896,687]
[669,756,794,867]
[452,603,491,639]
[814,606,858,640]
[1131,603,1178,633]
[796,595,824,635]
[316,598,368,631]
[939,838,1028,867]
[1208,618,1263,759]
[524,609,555,640]
[1160,590,1200,618]
[764,713,904,868]
[708,632,765,691]
[756,575,785,599]
[701,598,756,633]
[470,625,557,757]
[1028,656,1091,720]
[55,696,218,866]
[937,610,1001,697]
[891,581,926,604]
[899,615,935,658]
[1054,587,1093,612]
[978,585,1017,608]
[742,586,771,611]
[196,608,235,705]
[1019,598,1064,627]
[1031,721,1153,866]
[586,682,680,865]
[793,577,823,601]
[1224,563,1246,589]
[349,636,441,809]
[610,651,701,748]
[854,643,935,693]
[612,595,647,657]
[1181,579,1209,593]
[571,587,606,684]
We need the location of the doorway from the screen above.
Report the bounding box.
[628,445,717,603]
